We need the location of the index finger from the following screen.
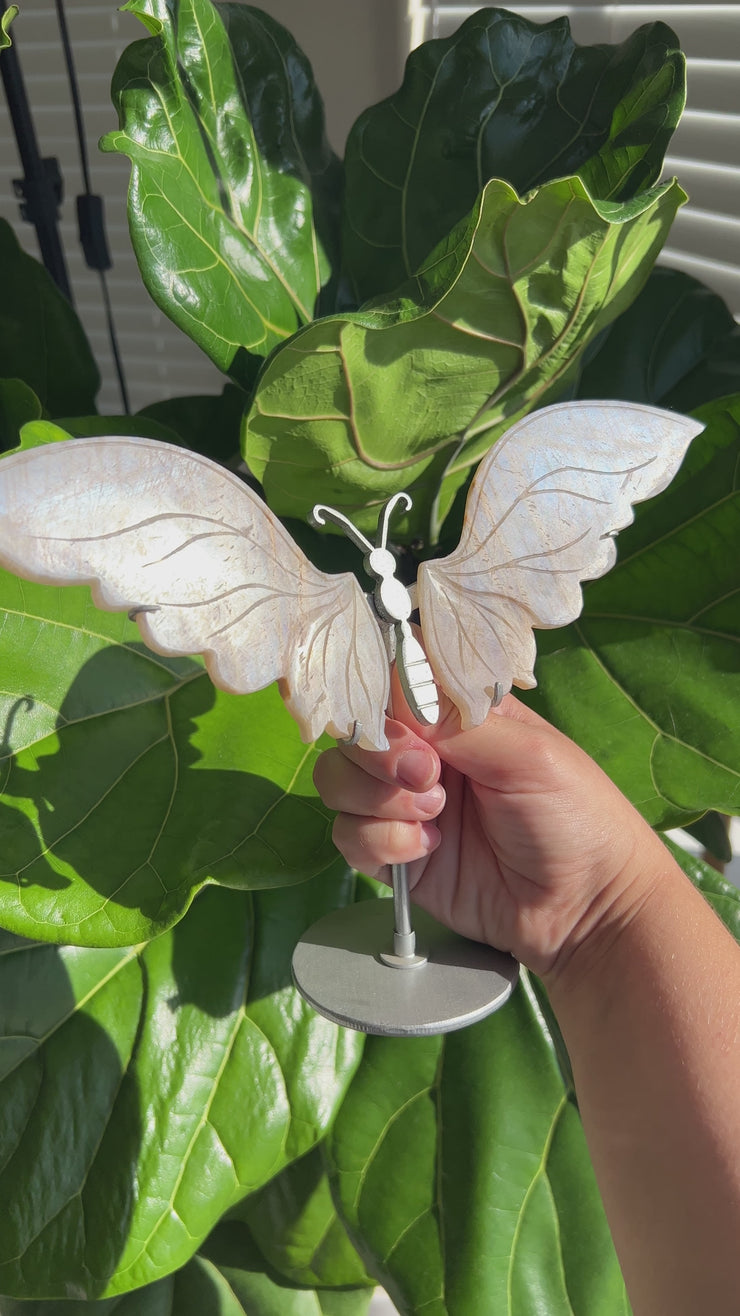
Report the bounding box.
[337,716,442,792]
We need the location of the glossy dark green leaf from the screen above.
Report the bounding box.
[0,379,42,452]
[138,384,247,462]
[342,10,683,302]
[236,1147,373,1290]
[664,324,740,415]
[0,220,99,415]
[0,567,338,946]
[523,394,740,829]
[329,978,628,1315]
[0,874,365,1298]
[575,267,740,410]
[101,0,340,381]
[246,175,683,543]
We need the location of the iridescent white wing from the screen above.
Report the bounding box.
[418,401,703,728]
[0,436,390,750]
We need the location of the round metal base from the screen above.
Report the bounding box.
[292,899,519,1037]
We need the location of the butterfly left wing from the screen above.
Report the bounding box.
[0,435,390,749]
[417,401,704,728]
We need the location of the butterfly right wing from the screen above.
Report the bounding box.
[0,436,390,750]
[418,402,703,728]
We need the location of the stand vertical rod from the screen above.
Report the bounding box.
[391,862,416,958]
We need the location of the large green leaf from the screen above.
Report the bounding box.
[137,384,247,462]
[0,569,338,946]
[575,267,740,410]
[245,175,684,544]
[328,978,628,1316]
[0,874,364,1298]
[342,10,683,303]
[101,0,341,382]
[0,221,99,415]
[235,1147,373,1290]
[523,394,740,829]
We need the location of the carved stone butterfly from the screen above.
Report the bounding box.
[0,401,702,751]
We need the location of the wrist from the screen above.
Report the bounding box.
[541,832,683,1010]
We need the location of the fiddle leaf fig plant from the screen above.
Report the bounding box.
[0,4,738,1314]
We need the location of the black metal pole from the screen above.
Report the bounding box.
[0,0,73,301]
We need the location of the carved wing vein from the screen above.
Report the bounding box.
[459,456,657,565]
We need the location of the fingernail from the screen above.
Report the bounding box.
[396,749,436,790]
[420,823,441,854]
[415,785,445,816]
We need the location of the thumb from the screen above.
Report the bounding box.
[389,655,565,795]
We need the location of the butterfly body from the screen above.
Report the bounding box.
[0,402,703,752]
[351,537,440,728]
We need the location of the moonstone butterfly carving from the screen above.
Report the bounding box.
[0,402,702,750]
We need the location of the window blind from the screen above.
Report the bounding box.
[408,1,740,318]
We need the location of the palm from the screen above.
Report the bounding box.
[403,699,643,976]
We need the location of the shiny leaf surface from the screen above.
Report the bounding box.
[0,567,338,946]
[246,176,683,543]
[523,394,740,828]
[329,978,628,1315]
[342,10,683,302]
[101,0,341,380]
[0,876,364,1298]
[0,221,99,416]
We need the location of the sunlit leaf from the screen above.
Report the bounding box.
[0,568,338,946]
[246,176,683,543]
[101,0,341,381]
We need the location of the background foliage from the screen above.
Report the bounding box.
[0,4,738,1313]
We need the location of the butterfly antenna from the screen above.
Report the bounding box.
[310,504,374,554]
[376,492,412,550]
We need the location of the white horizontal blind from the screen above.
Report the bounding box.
[408,1,740,317]
[0,0,228,414]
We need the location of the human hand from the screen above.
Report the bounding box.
[314,678,670,983]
